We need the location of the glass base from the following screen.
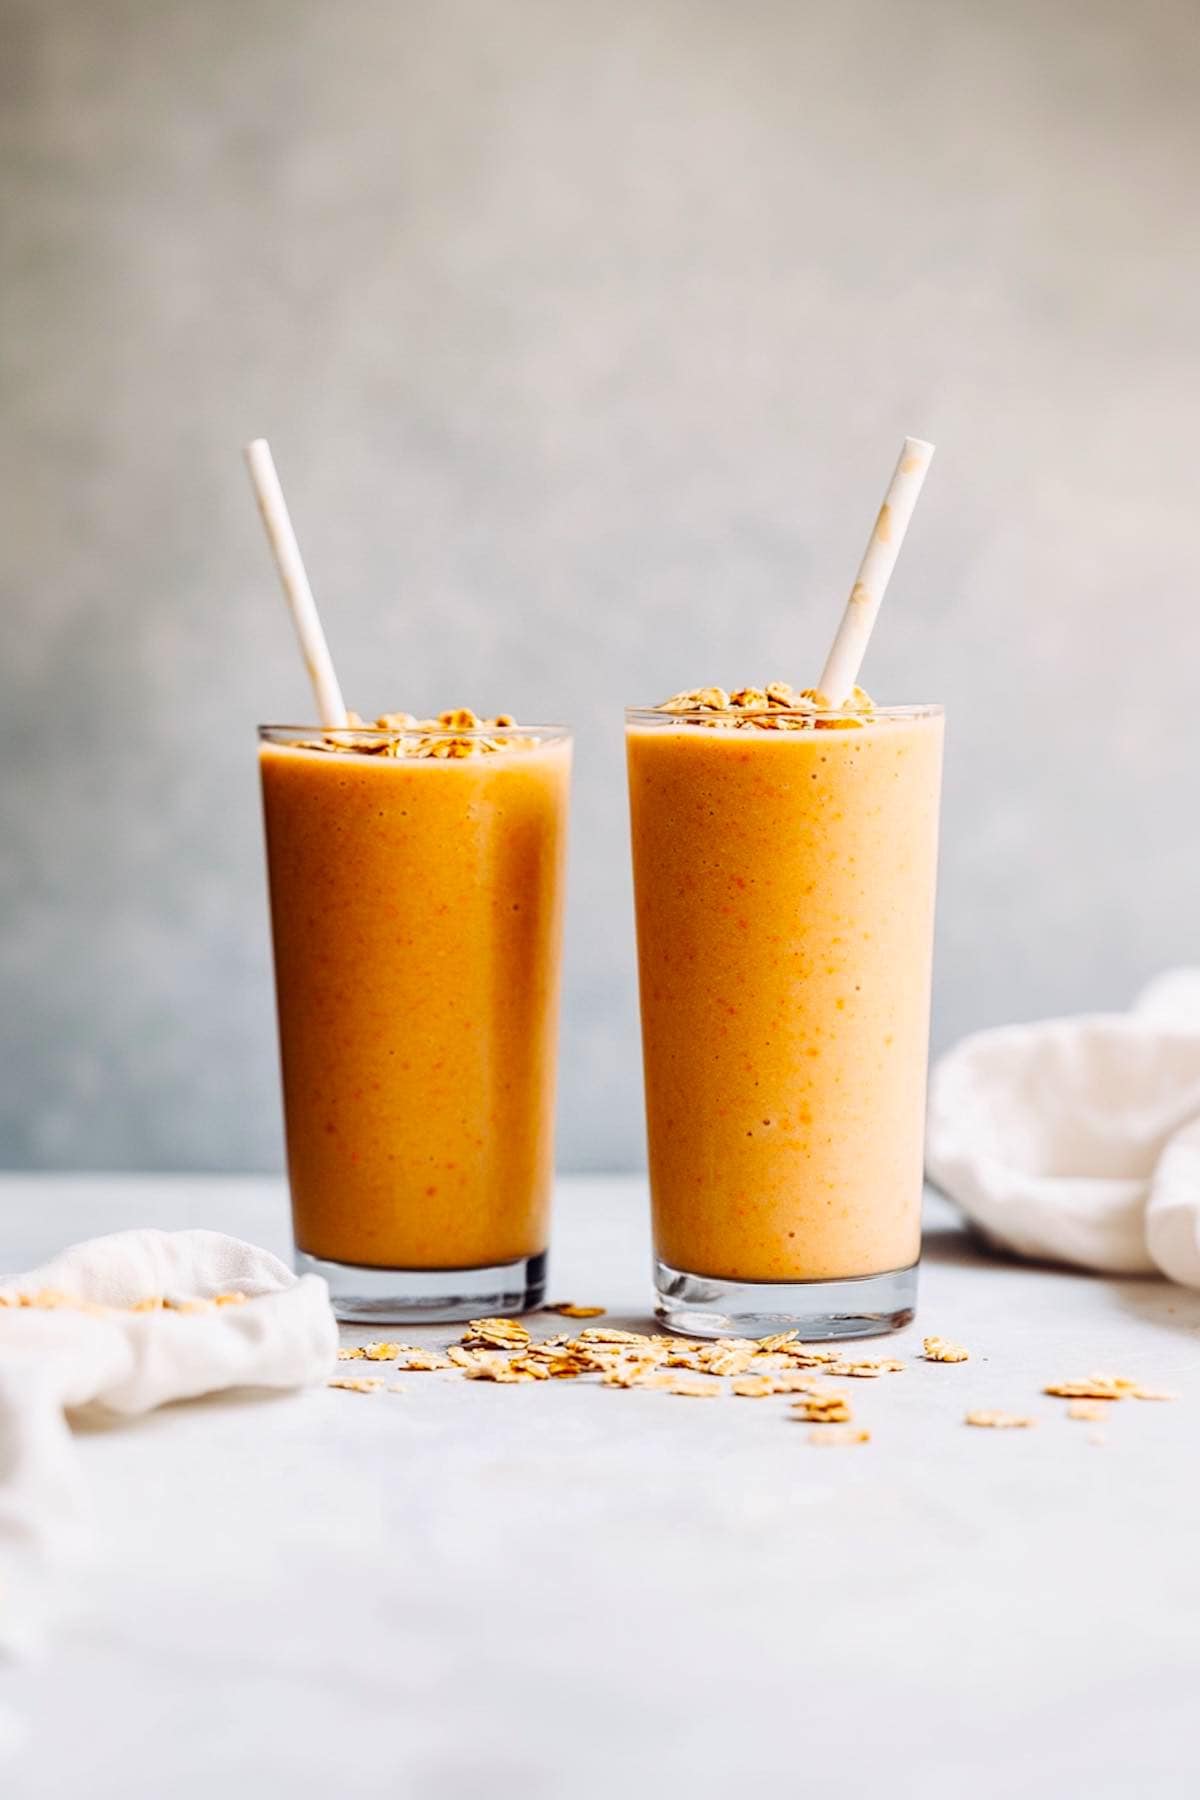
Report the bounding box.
[654,1259,917,1341]
[295,1248,547,1324]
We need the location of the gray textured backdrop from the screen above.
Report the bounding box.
[3,0,1199,1172]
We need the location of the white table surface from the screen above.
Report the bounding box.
[2,1172,1198,1800]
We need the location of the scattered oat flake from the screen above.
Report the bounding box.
[923,1336,969,1363]
[394,1350,454,1371]
[544,1303,607,1319]
[460,1350,513,1374]
[328,1376,384,1394]
[730,1375,777,1398]
[1046,1374,1176,1402]
[827,1358,905,1378]
[461,1362,539,1383]
[1044,1378,1125,1401]
[807,1427,870,1447]
[756,1331,799,1352]
[506,1357,552,1381]
[362,1342,404,1361]
[462,1317,531,1349]
[1067,1400,1108,1422]
[965,1410,1034,1429]
[600,1360,659,1388]
[13,1290,257,1317]
[9,1288,111,1316]
[336,1346,366,1361]
[793,1395,852,1423]
[779,1344,843,1366]
[521,1346,590,1368]
[1097,1374,1176,1401]
[575,1327,650,1345]
[618,1371,720,1397]
[767,1372,826,1395]
[562,1341,627,1365]
[525,1354,588,1379]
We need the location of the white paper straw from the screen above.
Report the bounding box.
[244,439,349,729]
[816,436,935,706]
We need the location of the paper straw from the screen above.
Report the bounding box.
[244,439,349,729]
[816,436,935,706]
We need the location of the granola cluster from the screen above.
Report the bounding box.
[300,708,532,759]
[652,683,876,732]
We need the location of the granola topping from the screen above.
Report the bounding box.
[648,682,877,732]
[293,708,535,759]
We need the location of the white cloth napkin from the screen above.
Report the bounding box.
[927,969,1200,1287]
[0,1230,337,1662]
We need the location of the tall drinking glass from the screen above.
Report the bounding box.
[626,703,943,1339]
[260,722,572,1321]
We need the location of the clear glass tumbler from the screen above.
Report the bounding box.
[626,703,943,1339]
[259,721,572,1321]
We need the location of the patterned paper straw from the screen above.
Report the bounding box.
[244,439,349,729]
[817,437,935,706]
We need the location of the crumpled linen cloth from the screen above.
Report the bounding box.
[927,969,1200,1287]
[0,1230,337,1661]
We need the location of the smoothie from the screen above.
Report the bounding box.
[260,713,571,1290]
[627,685,942,1296]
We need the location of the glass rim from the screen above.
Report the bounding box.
[258,722,572,743]
[624,702,943,724]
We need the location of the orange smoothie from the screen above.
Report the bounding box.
[627,688,942,1290]
[260,716,570,1281]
